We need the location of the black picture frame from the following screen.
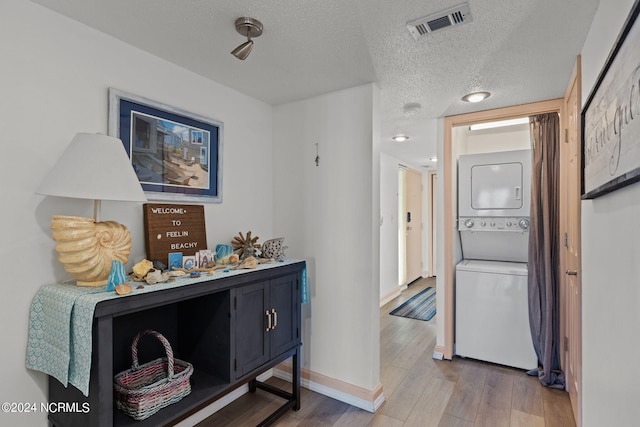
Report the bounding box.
[581,0,640,199]
[108,89,223,203]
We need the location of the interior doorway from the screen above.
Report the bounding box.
[438,98,564,360]
[398,166,424,286]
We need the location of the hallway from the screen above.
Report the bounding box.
[198,278,575,426]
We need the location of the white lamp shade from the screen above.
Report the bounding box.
[36,133,146,202]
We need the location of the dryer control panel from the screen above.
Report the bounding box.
[458,217,529,232]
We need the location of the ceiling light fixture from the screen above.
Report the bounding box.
[429,156,438,162]
[461,91,491,103]
[392,135,409,142]
[469,117,529,131]
[231,17,263,60]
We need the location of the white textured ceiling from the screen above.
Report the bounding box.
[30,0,599,168]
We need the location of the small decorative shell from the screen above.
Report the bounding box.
[261,237,286,260]
[115,283,132,295]
[237,256,258,269]
[51,215,132,287]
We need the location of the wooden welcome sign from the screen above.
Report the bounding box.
[143,203,207,266]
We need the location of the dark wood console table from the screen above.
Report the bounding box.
[47,261,305,427]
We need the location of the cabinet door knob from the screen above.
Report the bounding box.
[272,309,277,329]
[266,310,272,332]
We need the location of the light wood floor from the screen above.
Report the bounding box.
[197,278,575,427]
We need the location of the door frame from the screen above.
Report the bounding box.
[437,98,564,359]
[405,167,423,284]
[428,171,437,277]
[561,56,582,425]
[398,166,407,286]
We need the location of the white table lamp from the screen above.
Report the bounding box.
[37,133,147,286]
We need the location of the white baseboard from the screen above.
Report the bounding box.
[379,287,402,307]
[273,365,385,413]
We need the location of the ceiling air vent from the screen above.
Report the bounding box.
[407,3,472,39]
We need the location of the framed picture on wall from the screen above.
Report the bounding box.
[108,88,223,203]
[581,0,640,199]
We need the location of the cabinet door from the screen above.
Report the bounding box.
[269,274,299,359]
[235,281,269,377]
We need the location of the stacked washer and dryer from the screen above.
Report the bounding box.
[455,149,538,370]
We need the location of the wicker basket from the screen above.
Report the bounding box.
[114,330,194,421]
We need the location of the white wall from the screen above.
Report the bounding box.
[379,153,401,304]
[1,2,274,425]
[580,0,640,425]
[379,154,434,306]
[273,84,382,393]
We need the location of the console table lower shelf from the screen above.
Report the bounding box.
[45,261,305,427]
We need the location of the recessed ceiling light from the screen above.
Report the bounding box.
[429,156,438,162]
[392,135,409,142]
[462,91,491,103]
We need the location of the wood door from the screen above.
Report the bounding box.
[235,281,269,377]
[405,168,423,283]
[269,274,299,359]
[429,172,437,277]
[561,56,582,425]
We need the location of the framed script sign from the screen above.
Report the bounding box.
[582,0,640,199]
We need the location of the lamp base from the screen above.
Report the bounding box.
[76,279,109,287]
[51,215,132,287]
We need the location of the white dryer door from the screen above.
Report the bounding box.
[458,149,531,218]
[471,162,523,210]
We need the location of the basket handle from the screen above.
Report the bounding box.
[131,330,175,380]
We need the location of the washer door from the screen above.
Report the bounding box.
[455,262,537,370]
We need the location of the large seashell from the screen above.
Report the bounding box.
[51,215,133,287]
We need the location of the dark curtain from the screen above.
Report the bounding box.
[527,112,565,388]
